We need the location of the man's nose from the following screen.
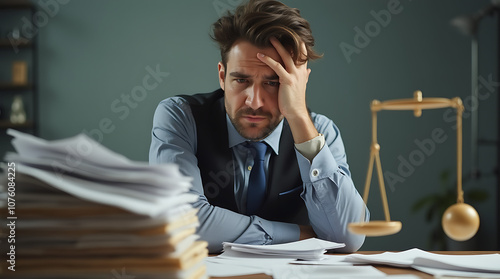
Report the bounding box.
[245,84,264,110]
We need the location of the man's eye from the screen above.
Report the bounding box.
[267,81,280,87]
[235,79,247,83]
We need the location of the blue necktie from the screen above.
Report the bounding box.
[247,141,267,215]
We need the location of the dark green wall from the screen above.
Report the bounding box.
[1,0,497,251]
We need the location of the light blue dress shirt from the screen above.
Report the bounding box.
[149,96,369,253]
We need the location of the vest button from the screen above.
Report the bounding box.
[312,169,320,177]
[248,166,252,171]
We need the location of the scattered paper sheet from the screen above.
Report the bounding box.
[271,265,387,279]
[413,252,500,273]
[345,249,420,267]
[290,254,350,265]
[345,248,500,277]
[205,257,387,278]
[213,246,500,278]
[205,258,271,277]
[413,265,500,278]
[222,238,345,260]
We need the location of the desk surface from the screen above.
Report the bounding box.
[209,251,500,279]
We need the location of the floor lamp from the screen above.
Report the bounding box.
[451,0,500,249]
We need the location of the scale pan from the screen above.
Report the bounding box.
[348,221,402,236]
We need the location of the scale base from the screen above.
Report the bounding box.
[348,221,402,236]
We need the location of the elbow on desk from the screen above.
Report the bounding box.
[314,225,367,253]
[336,233,366,253]
[335,202,370,253]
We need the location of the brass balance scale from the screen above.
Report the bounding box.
[348,91,480,241]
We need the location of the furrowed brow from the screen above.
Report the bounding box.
[264,74,279,80]
[229,72,251,78]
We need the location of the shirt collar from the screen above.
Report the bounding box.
[226,114,283,155]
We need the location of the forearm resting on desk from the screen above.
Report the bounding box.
[194,197,301,253]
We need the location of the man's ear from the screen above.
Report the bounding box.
[218,62,225,91]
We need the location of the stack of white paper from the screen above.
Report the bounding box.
[345,248,500,278]
[0,129,208,279]
[222,238,345,260]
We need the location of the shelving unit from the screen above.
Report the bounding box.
[0,1,38,143]
[0,38,32,48]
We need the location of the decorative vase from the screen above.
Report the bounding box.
[10,95,26,124]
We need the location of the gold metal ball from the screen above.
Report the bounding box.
[442,203,480,241]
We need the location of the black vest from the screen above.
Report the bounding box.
[179,89,308,225]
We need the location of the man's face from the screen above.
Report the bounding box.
[218,40,284,141]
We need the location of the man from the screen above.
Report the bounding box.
[149,0,368,253]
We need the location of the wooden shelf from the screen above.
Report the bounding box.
[0,38,32,48]
[0,83,33,91]
[0,0,38,139]
[0,2,35,49]
[0,120,34,129]
[0,1,35,10]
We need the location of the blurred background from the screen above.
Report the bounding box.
[0,0,498,251]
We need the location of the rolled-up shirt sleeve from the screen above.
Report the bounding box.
[295,113,369,252]
[295,133,325,161]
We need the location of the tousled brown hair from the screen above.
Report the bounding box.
[211,0,322,70]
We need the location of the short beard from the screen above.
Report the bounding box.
[229,107,280,141]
